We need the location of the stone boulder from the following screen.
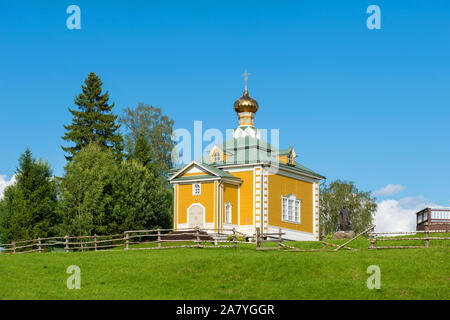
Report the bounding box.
[333,231,355,239]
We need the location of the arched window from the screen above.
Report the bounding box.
[214,152,221,162]
[225,202,232,224]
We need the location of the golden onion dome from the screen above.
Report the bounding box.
[234,89,259,113]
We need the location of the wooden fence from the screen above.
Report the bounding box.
[253,227,285,251]
[368,223,450,249]
[0,227,251,254]
[1,223,449,254]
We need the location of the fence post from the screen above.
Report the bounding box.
[37,238,42,253]
[12,241,16,254]
[278,227,282,249]
[196,227,201,248]
[64,235,69,252]
[233,228,237,250]
[369,232,375,249]
[256,227,261,248]
[424,222,429,248]
[124,232,129,250]
[321,227,326,250]
[94,234,97,252]
[158,229,162,249]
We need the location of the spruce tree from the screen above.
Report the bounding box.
[0,149,59,242]
[62,72,124,161]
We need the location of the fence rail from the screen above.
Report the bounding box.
[0,227,252,254]
[1,224,449,255]
[368,222,450,249]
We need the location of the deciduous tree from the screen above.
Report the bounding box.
[111,160,172,232]
[319,180,377,235]
[59,144,115,236]
[120,103,175,177]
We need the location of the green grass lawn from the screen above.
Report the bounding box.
[0,237,448,300]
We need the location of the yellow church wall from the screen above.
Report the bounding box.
[279,156,289,164]
[222,183,239,225]
[268,174,313,233]
[176,182,216,225]
[173,184,178,229]
[224,170,254,225]
[278,155,295,165]
[180,172,209,177]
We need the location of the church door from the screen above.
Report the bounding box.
[188,204,204,228]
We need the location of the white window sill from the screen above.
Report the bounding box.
[282,219,301,225]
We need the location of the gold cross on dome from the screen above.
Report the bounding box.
[242,69,251,92]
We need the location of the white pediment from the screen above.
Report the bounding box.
[185,166,207,174]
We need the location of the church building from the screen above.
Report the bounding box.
[168,79,325,241]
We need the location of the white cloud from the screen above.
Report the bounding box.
[374,184,405,197]
[0,174,16,199]
[374,195,440,233]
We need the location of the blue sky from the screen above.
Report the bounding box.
[1,1,449,229]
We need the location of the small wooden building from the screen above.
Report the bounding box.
[416,208,450,231]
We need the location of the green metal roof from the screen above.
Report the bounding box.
[198,162,239,179]
[171,174,219,182]
[168,136,325,181]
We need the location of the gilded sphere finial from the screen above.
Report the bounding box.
[234,89,259,113]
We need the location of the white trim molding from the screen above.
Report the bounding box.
[267,225,315,241]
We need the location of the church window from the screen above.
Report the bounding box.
[214,152,221,162]
[282,194,301,223]
[282,197,287,221]
[193,183,201,196]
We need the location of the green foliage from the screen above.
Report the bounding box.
[59,144,172,236]
[111,159,172,232]
[59,144,116,236]
[120,103,175,178]
[132,134,153,169]
[320,180,377,235]
[62,72,124,162]
[0,149,59,242]
[226,235,247,242]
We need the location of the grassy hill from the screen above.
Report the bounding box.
[0,237,448,300]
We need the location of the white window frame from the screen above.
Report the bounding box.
[225,202,232,224]
[281,194,301,224]
[282,197,288,221]
[192,183,201,196]
[214,152,221,162]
